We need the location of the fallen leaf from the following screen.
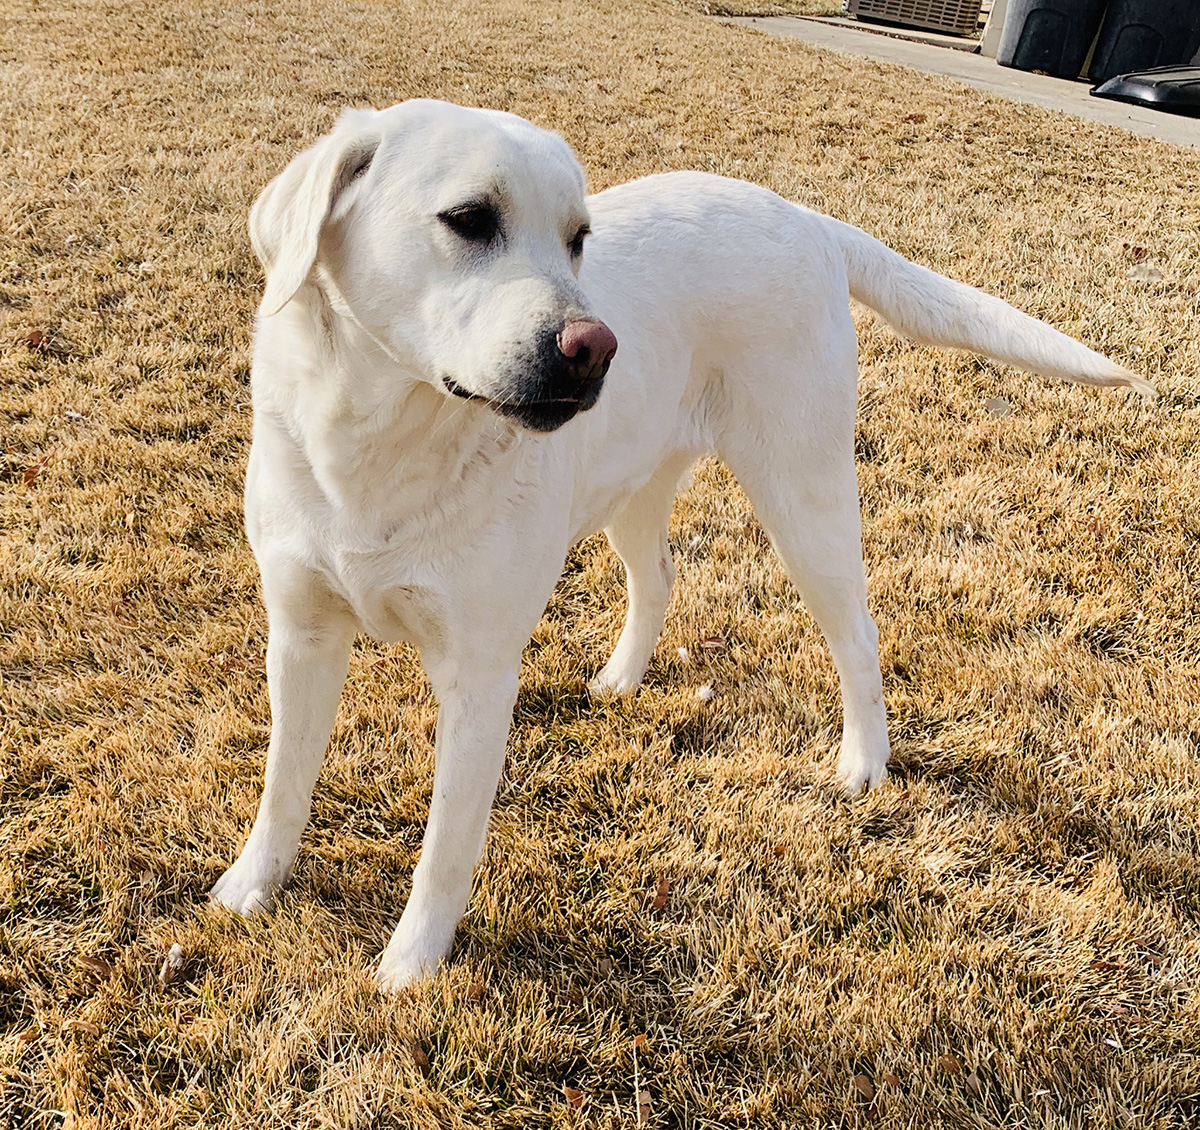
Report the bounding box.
[634,1033,647,1049]
[637,1089,652,1126]
[1086,517,1106,541]
[77,955,116,978]
[938,1053,962,1074]
[22,454,51,485]
[699,636,726,651]
[410,1040,431,1078]
[466,980,485,1003]
[772,843,786,858]
[853,1073,875,1100]
[24,329,45,349]
[62,1019,99,1037]
[1089,959,1123,972]
[651,875,669,912]
[881,1071,901,1087]
[965,1071,983,1097]
[158,943,184,987]
[598,958,614,976]
[17,1026,39,1043]
[564,1085,583,1109]
[986,396,1011,418]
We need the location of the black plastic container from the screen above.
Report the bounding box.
[1091,65,1200,116]
[1087,0,1200,85]
[997,0,1107,78]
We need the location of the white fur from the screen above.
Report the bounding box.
[209,100,1153,989]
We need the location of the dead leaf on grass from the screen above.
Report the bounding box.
[564,1085,583,1109]
[23,328,45,349]
[22,453,51,485]
[62,1019,100,1037]
[853,1073,875,1100]
[77,955,116,978]
[637,1089,652,1125]
[598,957,614,976]
[634,1032,647,1049]
[466,980,486,1003]
[651,875,669,912]
[881,1071,901,1087]
[410,1040,431,1078]
[158,943,184,986]
[938,1053,962,1074]
[965,1071,983,1096]
[699,636,726,652]
[17,1026,39,1043]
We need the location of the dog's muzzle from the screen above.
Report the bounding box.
[445,318,618,433]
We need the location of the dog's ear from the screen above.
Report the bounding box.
[250,109,381,317]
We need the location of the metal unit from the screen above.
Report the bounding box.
[844,0,984,37]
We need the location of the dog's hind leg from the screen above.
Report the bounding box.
[210,560,356,914]
[589,456,691,697]
[717,336,890,795]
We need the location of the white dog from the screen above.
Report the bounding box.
[209,100,1153,988]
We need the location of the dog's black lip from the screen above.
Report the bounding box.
[443,376,487,403]
[442,378,590,411]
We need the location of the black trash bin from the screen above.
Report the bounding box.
[1088,0,1200,86]
[997,0,1107,78]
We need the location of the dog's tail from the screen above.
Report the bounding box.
[828,218,1156,399]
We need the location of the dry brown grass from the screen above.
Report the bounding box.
[2,0,1200,1125]
[684,2,842,18]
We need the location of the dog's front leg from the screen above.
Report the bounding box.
[211,564,356,915]
[376,663,519,990]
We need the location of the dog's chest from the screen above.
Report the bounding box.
[327,547,449,651]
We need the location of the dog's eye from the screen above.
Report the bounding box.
[568,225,589,258]
[438,204,501,244]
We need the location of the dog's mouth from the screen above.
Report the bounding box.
[443,375,604,433]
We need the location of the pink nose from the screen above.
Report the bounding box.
[557,319,618,382]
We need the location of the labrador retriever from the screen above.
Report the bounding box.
[209,100,1153,988]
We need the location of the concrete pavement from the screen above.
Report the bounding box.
[729,17,1200,148]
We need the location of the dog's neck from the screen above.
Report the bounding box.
[251,291,532,544]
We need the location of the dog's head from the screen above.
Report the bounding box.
[249,100,616,433]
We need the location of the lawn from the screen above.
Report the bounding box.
[2,0,1199,1126]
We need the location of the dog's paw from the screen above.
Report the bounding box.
[588,663,644,698]
[376,910,455,992]
[375,951,430,993]
[209,856,285,917]
[836,749,889,799]
[375,939,440,994]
